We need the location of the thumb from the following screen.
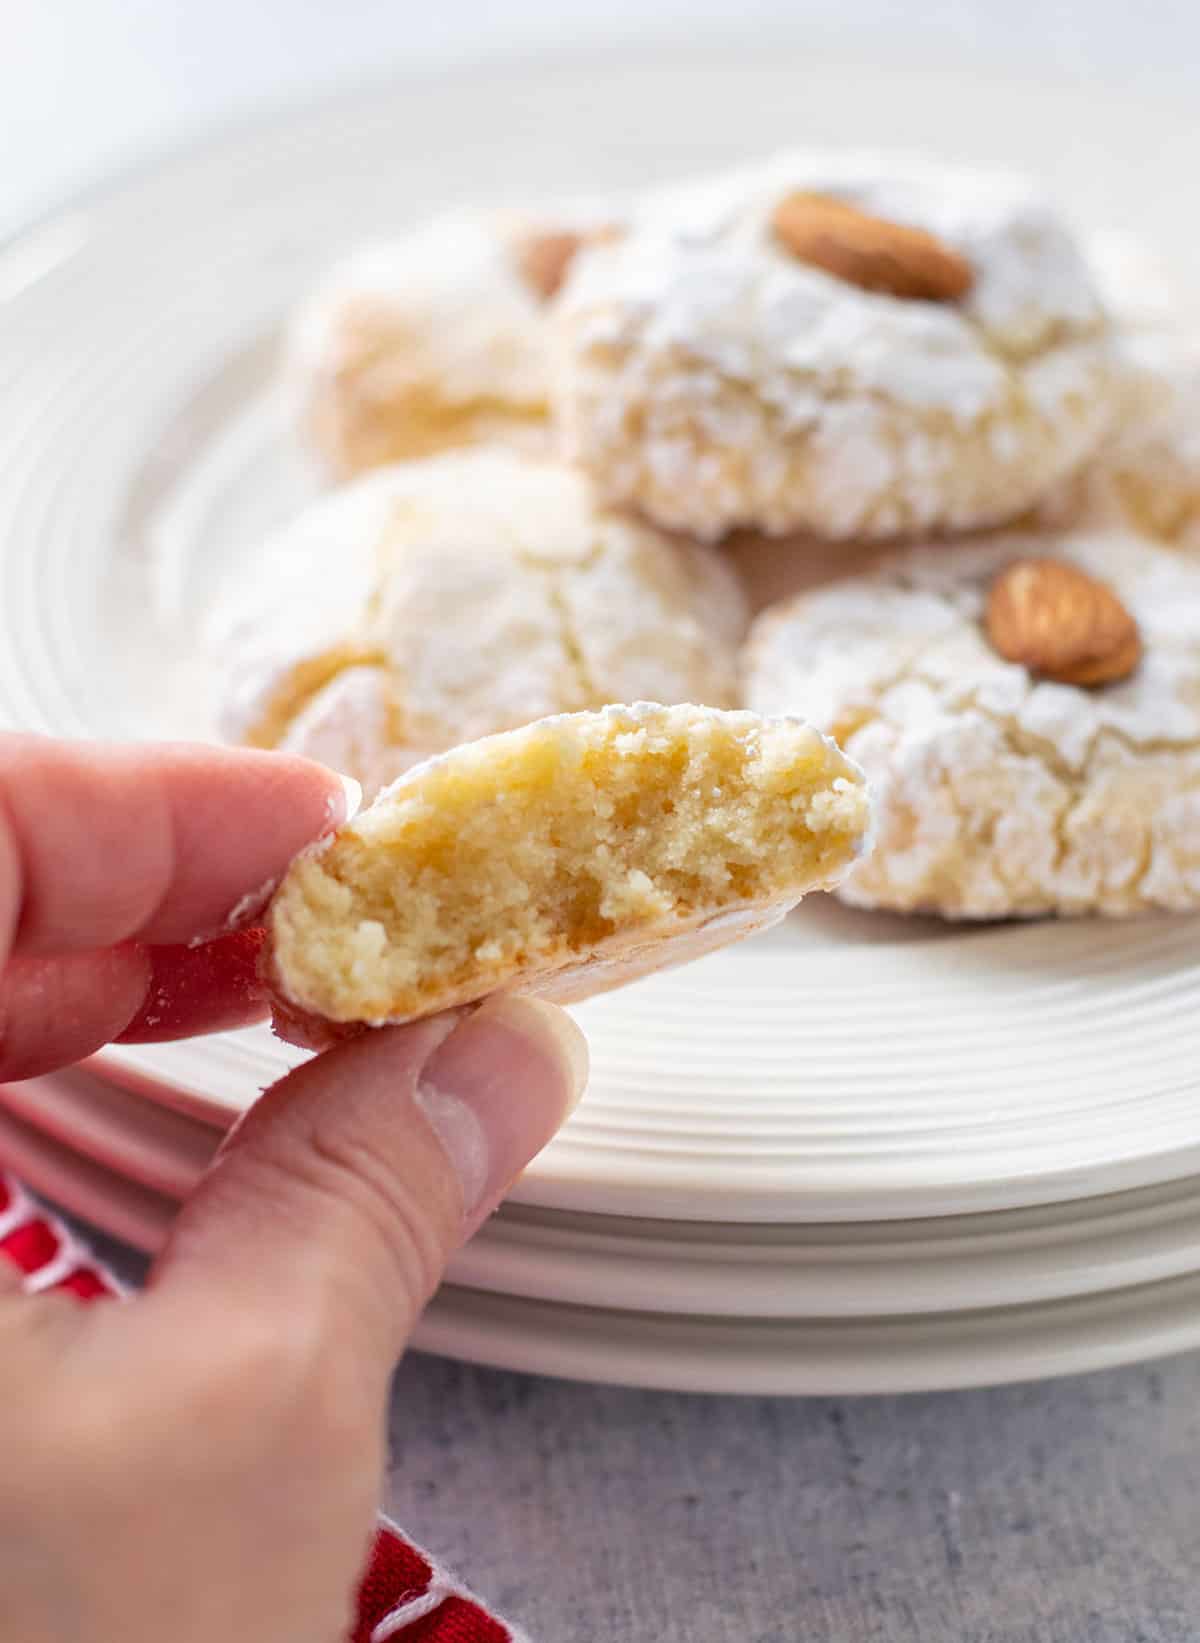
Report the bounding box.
[146,995,587,1372]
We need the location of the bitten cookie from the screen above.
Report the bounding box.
[555,150,1124,542]
[290,205,619,477]
[217,449,748,796]
[745,529,1200,918]
[264,703,871,1043]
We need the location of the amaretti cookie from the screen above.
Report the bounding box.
[1038,233,1200,547]
[1088,229,1186,337]
[745,529,1200,919]
[290,205,619,477]
[218,449,748,796]
[555,150,1124,542]
[1046,334,1200,550]
[265,703,871,1043]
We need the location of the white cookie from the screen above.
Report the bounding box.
[217,449,747,795]
[264,702,871,1042]
[1044,332,1200,548]
[290,204,618,477]
[1088,229,1187,336]
[745,529,1200,918]
[555,150,1124,543]
[1084,339,1200,547]
[1033,232,1200,548]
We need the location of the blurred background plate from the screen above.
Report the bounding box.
[2,50,1199,1232]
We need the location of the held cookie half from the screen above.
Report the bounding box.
[264,703,870,1046]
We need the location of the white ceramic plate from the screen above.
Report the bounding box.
[0,1066,217,1201]
[11,1067,1200,1325]
[14,1103,1200,1395]
[4,52,1200,1225]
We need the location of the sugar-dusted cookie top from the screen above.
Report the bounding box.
[556,150,1125,542]
[1039,234,1200,549]
[745,528,1200,918]
[217,449,748,796]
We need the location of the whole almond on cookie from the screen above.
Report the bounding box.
[771,192,974,302]
[985,558,1141,686]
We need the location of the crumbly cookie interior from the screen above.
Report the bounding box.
[268,706,867,1023]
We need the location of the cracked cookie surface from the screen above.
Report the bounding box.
[217,448,747,796]
[555,150,1124,543]
[744,529,1200,918]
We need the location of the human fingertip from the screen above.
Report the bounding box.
[472,995,589,1115]
[414,995,588,1222]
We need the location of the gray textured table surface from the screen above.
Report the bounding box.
[387,1350,1198,1643]
[83,1226,1199,1642]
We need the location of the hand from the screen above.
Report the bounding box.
[0,735,587,1643]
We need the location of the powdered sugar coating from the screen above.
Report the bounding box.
[278,666,428,797]
[1037,236,1200,548]
[556,151,1124,542]
[291,203,619,477]
[1123,340,1200,548]
[745,529,1200,918]
[218,450,748,794]
[213,469,392,752]
[1087,230,1187,335]
[1054,338,1200,548]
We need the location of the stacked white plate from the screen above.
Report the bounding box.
[2,52,1199,1393]
[8,905,1200,1394]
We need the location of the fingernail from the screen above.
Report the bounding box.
[414,995,588,1220]
[332,772,363,826]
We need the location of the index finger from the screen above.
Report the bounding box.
[0,736,354,959]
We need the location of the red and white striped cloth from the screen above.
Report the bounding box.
[0,1169,527,1643]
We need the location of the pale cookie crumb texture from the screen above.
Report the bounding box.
[215,449,747,798]
[265,703,870,1042]
[555,150,1124,543]
[290,203,621,477]
[745,530,1200,919]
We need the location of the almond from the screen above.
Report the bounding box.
[770,192,974,302]
[985,558,1141,686]
[516,224,622,301]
